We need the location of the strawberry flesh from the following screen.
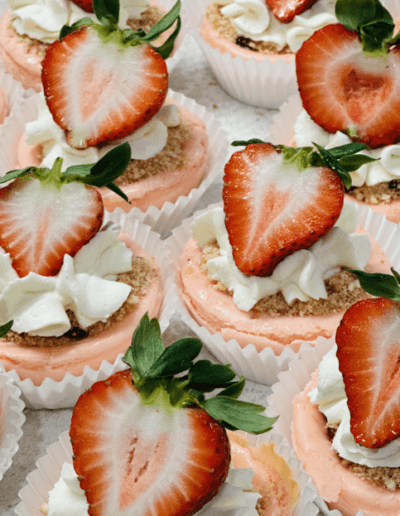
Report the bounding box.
[0,176,103,277]
[265,0,318,23]
[336,298,400,448]
[70,370,231,516]
[42,27,168,149]
[71,0,93,12]
[223,143,344,276]
[296,24,400,149]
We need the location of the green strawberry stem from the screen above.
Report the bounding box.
[123,314,277,434]
[60,0,181,59]
[349,267,400,301]
[335,0,399,56]
[231,140,378,190]
[0,143,132,202]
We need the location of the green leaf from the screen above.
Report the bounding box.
[123,313,165,377]
[0,321,13,338]
[187,361,236,392]
[217,376,245,399]
[231,139,265,147]
[338,154,379,172]
[349,269,400,300]
[60,18,94,39]
[151,16,181,59]
[93,0,119,25]
[360,20,395,54]
[201,396,278,435]
[104,181,130,202]
[146,338,202,378]
[0,167,39,185]
[313,142,352,189]
[142,0,180,42]
[325,142,370,159]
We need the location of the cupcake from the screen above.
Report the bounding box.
[0,0,182,91]
[0,151,173,409]
[0,67,26,126]
[0,365,25,482]
[282,0,400,223]
[169,141,399,384]
[17,316,318,516]
[184,0,336,108]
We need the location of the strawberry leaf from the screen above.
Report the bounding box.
[93,0,119,26]
[146,338,203,378]
[142,0,180,42]
[217,376,245,399]
[0,167,38,185]
[0,321,13,338]
[60,18,94,39]
[313,142,353,189]
[151,15,181,59]
[201,396,277,435]
[231,139,265,146]
[349,269,400,301]
[187,361,236,392]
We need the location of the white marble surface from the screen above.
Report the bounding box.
[1,34,281,515]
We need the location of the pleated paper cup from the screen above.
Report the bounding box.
[16,427,320,516]
[0,365,25,482]
[0,89,229,237]
[1,213,178,409]
[167,201,400,385]
[184,0,298,108]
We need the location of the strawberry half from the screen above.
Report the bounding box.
[265,0,318,23]
[296,1,400,149]
[223,142,345,277]
[71,0,93,13]
[0,143,131,277]
[70,314,276,516]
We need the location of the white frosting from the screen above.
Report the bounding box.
[0,222,133,337]
[213,0,336,52]
[45,462,260,516]
[9,0,151,44]
[294,109,400,188]
[25,95,181,170]
[193,202,370,311]
[309,345,400,468]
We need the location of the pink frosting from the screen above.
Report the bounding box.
[177,230,391,355]
[0,233,163,386]
[199,15,294,64]
[292,372,400,515]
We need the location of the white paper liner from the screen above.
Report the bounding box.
[266,337,383,516]
[0,88,229,238]
[167,201,400,385]
[183,0,298,108]
[16,427,320,516]
[0,363,25,482]
[2,212,178,410]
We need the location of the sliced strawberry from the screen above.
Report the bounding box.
[336,298,400,448]
[42,27,168,149]
[71,0,93,13]
[0,176,103,277]
[265,0,318,23]
[296,24,400,149]
[70,370,231,516]
[223,143,344,277]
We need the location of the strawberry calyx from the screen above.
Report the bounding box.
[348,267,400,300]
[335,0,399,56]
[60,0,181,59]
[123,314,277,434]
[231,140,377,189]
[0,143,132,201]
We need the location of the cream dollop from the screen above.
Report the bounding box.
[193,202,370,311]
[309,345,400,468]
[0,222,133,337]
[294,109,400,188]
[45,462,260,516]
[213,0,336,52]
[10,0,150,44]
[25,94,181,170]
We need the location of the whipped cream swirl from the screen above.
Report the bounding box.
[309,345,400,469]
[294,109,400,188]
[0,222,133,337]
[193,202,370,311]
[213,0,336,52]
[45,461,260,516]
[25,94,180,170]
[10,0,151,44]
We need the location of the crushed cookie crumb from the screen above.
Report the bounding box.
[206,3,291,55]
[212,104,218,109]
[126,7,164,32]
[7,256,157,347]
[199,240,369,316]
[208,82,217,86]
[347,180,400,204]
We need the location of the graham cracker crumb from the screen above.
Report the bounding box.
[126,7,164,32]
[199,240,368,317]
[206,3,291,55]
[347,180,400,204]
[7,256,157,347]
[114,124,190,185]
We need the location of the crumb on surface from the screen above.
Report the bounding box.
[126,6,164,32]
[7,256,157,347]
[206,3,291,55]
[347,180,400,204]
[114,123,190,185]
[199,240,368,317]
